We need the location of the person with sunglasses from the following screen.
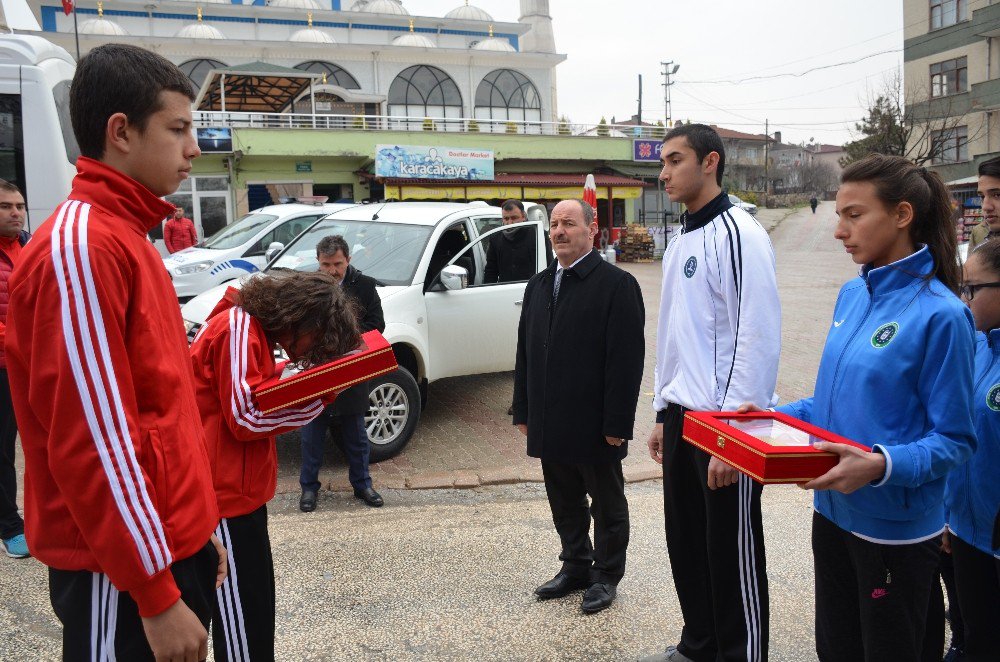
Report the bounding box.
[945,236,1000,662]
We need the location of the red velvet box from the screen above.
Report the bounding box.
[682,411,870,484]
[254,330,398,413]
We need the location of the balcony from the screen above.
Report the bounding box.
[972,77,1000,111]
[192,111,667,140]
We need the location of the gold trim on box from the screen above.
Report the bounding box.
[259,364,397,413]
[685,416,834,459]
[256,347,394,397]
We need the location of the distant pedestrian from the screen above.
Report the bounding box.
[190,271,361,661]
[749,154,975,661]
[642,123,780,662]
[165,206,197,253]
[6,44,226,660]
[968,157,1000,253]
[299,235,386,512]
[513,198,645,615]
[810,196,819,214]
[0,180,28,560]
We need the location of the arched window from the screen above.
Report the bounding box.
[388,65,463,131]
[178,58,227,95]
[294,61,361,90]
[475,69,541,133]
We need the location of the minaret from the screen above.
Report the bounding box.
[518,0,555,54]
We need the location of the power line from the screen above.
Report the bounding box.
[684,48,902,85]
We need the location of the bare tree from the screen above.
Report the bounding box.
[841,70,984,166]
[797,159,838,194]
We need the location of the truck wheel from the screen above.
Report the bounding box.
[365,367,421,462]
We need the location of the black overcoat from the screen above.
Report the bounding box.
[332,265,386,415]
[512,249,645,463]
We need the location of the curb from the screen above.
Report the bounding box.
[275,465,663,495]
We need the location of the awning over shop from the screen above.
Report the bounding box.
[379,173,647,202]
[946,175,978,187]
[609,164,664,179]
[194,62,323,113]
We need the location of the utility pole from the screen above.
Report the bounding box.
[637,74,642,126]
[661,61,679,127]
[763,118,769,208]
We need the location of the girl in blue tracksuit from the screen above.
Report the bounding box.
[748,154,977,661]
[946,234,1000,662]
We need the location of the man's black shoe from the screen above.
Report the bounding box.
[299,489,317,513]
[354,487,384,508]
[534,572,589,600]
[581,582,616,614]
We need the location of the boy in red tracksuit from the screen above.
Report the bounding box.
[5,45,225,660]
[190,271,361,661]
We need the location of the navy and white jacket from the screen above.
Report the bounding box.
[946,329,1000,557]
[777,247,976,543]
[653,192,780,416]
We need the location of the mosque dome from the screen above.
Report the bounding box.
[175,8,225,39]
[393,20,434,47]
[268,0,322,9]
[290,13,334,43]
[79,2,128,36]
[445,1,492,21]
[362,0,408,15]
[473,25,514,52]
[349,0,368,10]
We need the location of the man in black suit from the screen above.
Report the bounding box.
[299,235,385,512]
[513,198,645,614]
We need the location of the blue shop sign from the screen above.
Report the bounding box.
[375,144,494,180]
[633,139,662,163]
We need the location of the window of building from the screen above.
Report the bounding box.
[178,58,228,95]
[930,0,968,30]
[388,65,463,131]
[932,125,969,163]
[294,61,361,89]
[931,57,968,97]
[474,69,542,133]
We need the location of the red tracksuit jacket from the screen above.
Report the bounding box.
[190,294,325,518]
[4,157,219,617]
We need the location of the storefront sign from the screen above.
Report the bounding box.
[633,139,663,163]
[375,144,494,180]
[295,161,312,172]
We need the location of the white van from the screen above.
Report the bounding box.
[164,202,357,300]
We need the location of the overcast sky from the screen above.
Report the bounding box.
[414,0,905,147]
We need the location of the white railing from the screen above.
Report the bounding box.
[192,111,669,139]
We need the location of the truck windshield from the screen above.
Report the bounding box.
[203,213,278,250]
[270,219,433,286]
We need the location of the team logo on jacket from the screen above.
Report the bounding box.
[988,384,1000,412]
[684,256,698,278]
[870,322,899,348]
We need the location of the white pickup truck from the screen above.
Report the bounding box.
[180,201,550,460]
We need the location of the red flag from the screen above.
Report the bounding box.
[62,0,73,15]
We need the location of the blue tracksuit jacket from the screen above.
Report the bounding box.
[946,329,1000,556]
[777,247,976,542]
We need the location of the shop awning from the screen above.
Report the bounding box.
[608,164,663,179]
[379,173,648,202]
[946,175,978,187]
[194,62,324,113]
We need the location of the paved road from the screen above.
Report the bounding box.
[1,202,868,660]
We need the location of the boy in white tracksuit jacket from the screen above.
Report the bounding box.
[643,124,781,662]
